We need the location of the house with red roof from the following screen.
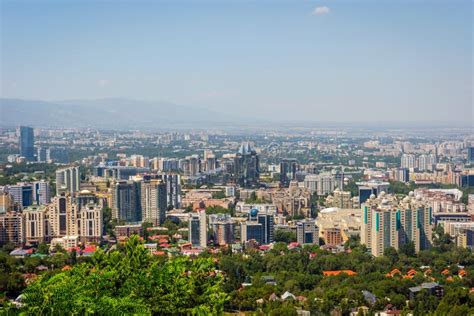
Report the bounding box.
[323,270,357,277]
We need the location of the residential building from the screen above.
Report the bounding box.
[50,235,79,250]
[323,228,344,246]
[279,158,298,188]
[304,173,340,196]
[180,155,201,176]
[401,154,416,169]
[0,191,13,214]
[331,188,353,209]
[114,224,142,238]
[23,205,47,244]
[56,166,81,195]
[361,192,433,257]
[78,203,103,242]
[296,219,319,245]
[33,180,51,205]
[158,173,181,208]
[112,180,141,222]
[140,178,167,226]
[48,193,78,238]
[418,154,436,172]
[209,214,234,246]
[189,210,207,248]
[7,183,33,209]
[0,212,24,246]
[396,168,410,183]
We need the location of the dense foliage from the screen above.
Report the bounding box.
[8,236,228,314]
[218,237,474,315]
[2,231,474,314]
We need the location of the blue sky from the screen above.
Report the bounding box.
[1,0,472,122]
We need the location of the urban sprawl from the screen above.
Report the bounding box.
[1,125,474,315]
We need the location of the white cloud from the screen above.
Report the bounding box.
[312,6,330,16]
[97,79,110,87]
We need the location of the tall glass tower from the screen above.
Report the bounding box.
[19,126,35,161]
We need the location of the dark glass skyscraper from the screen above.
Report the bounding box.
[279,158,298,187]
[468,147,474,164]
[235,143,259,188]
[19,126,35,161]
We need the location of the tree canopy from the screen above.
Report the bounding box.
[16,235,228,314]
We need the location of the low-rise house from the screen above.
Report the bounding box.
[281,291,296,300]
[409,282,444,300]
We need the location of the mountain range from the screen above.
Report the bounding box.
[0,98,235,129]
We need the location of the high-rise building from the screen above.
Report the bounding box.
[202,150,217,172]
[209,214,234,246]
[279,158,298,188]
[141,178,167,226]
[23,205,47,244]
[77,203,103,242]
[396,168,410,183]
[0,191,13,214]
[189,210,207,248]
[76,190,99,210]
[180,155,201,176]
[37,147,50,162]
[303,174,318,194]
[235,143,259,188]
[401,154,416,169]
[241,221,263,245]
[332,188,353,209]
[418,154,436,172]
[56,166,81,195]
[139,173,181,209]
[296,219,319,245]
[468,147,474,164]
[241,209,274,245]
[7,183,33,209]
[361,192,433,257]
[112,180,142,222]
[0,212,24,246]
[48,193,78,238]
[153,158,179,172]
[323,228,343,246]
[159,173,181,208]
[357,181,389,204]
[33,180,51,205]
[130,155,149,168]
[303,173,340,196]
[19,126,35,161]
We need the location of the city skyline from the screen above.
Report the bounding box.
[1,1,473,314]
[1,0,472,123]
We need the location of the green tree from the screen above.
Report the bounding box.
[36,242,49,255]
[20,235,228,314]
[274,230,297,243]
[399,241,416,257]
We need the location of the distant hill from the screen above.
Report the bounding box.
[0,98,232,129]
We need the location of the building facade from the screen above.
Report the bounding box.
[361,192,433,256]
[189,210,207,248]
[296,219,319,245]
[19,126,35,161]
[56,166,81,195]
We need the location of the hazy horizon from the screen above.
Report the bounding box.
[1,0,473,123]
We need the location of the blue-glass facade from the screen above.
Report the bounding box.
[19,126,35,161]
